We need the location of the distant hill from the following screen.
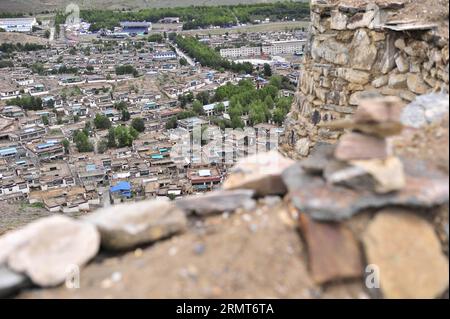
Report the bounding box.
[0,0,307,14]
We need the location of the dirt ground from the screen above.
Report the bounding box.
[0,33,49,45]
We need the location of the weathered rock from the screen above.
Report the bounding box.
[337,68,371,84]
[223,151,295,196]
[330,9,347,30]
[401,93,450,128]
[282,159,449,221]
[321,118,403,138]
[388,73,407,89]
[406,73,430,94]
[347,5,377,29]
[295,138,311,157]
[86,199,187,250]
[0,266,30,298]
[335,132,388,161]
[175,190,255,215]
[395,53,409,73]
[404,41,428,58]
[299,142,336,173]
[324,160,377,191]
[299,214,363,284]
[363,210,449,298]
[1,216,100,287]
[311,38,349,65]
[354,96,403,124]
[349,90,381,106]
[350,29,378,71]
[350,157,406,193]
[371,75,388,88]
[380,34,397,74]
[394,38,406,50]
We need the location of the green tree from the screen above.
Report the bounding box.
[269,75,283,89]
[231,116,244,129]
[179,57,188,66]
[42,115,49,125]
[113,101,127,111]
[94,113,111,130]
[62,139,70,154]
[121,110,130,121]
[166,117,177,129]
[107,127,117,148]
[97,140,108,154]
[73,130,94,152]
[264,95,275,109]
[192,100,204,115]
[263,63,272,77]
[131,117,145,132]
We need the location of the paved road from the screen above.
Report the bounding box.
[170,43,196,66]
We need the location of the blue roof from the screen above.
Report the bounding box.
[110,181,131,192]
[0,147,17,156]
[37,142,55,149]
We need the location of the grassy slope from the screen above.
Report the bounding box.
[0,0,307,13]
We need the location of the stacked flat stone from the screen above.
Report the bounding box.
[331,96,406,193]
[283,96,449,221]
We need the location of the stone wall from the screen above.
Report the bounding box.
[282,0,449,158]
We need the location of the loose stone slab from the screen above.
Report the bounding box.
[175,189,255,215]
[363,209,449,298]
[223,151,295,196]
[354,96,404,124]
[299,142,336,173]
[1,215,100,287]
[299,214,363,284]
[335,132,388,161]
[86,199,187,250]
[283,160,449,221]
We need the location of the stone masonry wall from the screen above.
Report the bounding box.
[282,0,449,158]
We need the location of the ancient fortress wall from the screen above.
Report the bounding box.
[282,0,449,158]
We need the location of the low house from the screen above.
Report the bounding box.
[110,181,132,201]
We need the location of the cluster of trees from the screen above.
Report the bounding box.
[175,35,253,74]
[73,130,94,153]
[147,34,164,43]
[9,95,43,111]
[115,64,139,77]
[80,2,309,31]
[113,101,132,121]
[49,65,79,75]
[212,77,292,127]
[0,43,46,54]
[104,125,139,150]
[94,114,112,130]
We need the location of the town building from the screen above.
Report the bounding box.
[0,17,37,32]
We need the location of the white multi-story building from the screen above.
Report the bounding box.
[220,46,262,59]
[0,17,37,32]
[220,39,306,59]
[262,40,307,55]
